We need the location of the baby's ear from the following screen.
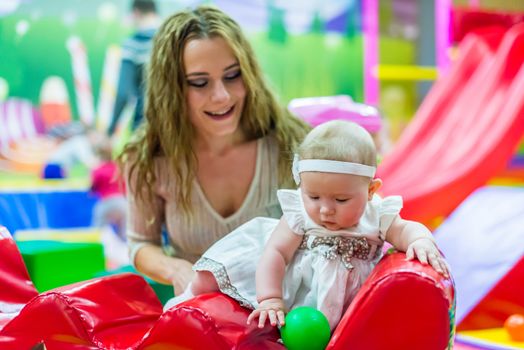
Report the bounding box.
[368,178,382,200]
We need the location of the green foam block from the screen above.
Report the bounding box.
[17,240,105,292]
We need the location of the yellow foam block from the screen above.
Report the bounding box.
[0,177,90,191]
[15,228,102,243]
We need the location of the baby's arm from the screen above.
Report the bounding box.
[247,217,303,328]
[385,216,449,277]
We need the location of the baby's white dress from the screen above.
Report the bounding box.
[193,189,402,329]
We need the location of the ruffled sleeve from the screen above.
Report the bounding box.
[378,195,403,239]
[276,189,306,235]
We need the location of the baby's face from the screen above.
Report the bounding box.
[300,172,371,231]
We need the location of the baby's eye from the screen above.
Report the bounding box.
[336,198,349,203]
[187,79,207,88]
[308,195,320,200]
[224,70,241,81]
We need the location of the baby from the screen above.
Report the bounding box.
[166,120,449,330]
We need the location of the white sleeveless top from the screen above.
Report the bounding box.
[126,135,283,264]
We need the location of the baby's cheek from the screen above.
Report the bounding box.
[303,201,317,217]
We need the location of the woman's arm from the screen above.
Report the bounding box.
[133,245,194,294]
[125,162,195,295]
[247,217,303,327]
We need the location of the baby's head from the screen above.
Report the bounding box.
[294,120,381,230]
[297,120,377,167]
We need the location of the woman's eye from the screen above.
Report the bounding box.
[187,79,207,88]
[224,70,241,81]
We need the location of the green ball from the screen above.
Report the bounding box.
[280,307,331,350]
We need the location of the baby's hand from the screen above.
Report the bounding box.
[247,298,286,328]
[406,238,450,277]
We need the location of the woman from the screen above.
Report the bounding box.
[119,5,310,295]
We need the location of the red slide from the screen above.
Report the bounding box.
[377,24,524,226]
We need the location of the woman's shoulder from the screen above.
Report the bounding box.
[261,131,279,146]
[124,152,176,189]
[151,156,179,186]
[123,150,170,172]
[151,155,171,169]
[255,132,280,160]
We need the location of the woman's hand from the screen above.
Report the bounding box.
[247,298,286,328]
[168,258,195,296]
[406,238,450,277]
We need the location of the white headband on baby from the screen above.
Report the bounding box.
[292,154,376,185]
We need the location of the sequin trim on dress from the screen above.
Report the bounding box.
[193,257,255,309]
[299,235,378,270]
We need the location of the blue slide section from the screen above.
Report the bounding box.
[0,190,97,234]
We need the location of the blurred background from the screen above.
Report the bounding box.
[1,1,524,348]
[3,0,522,143]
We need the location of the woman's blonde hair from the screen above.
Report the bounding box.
[118,5,310,218]
[297,120,377,167]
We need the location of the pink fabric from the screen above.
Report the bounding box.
[288,95,382,133]
[91,162,125,199]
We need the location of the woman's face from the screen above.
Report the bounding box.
[183,36,247,141]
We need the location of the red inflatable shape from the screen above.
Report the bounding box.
[0,227,455,349]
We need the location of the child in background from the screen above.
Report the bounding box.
[44,122,101,176]
[90,137,127,241]
[165,120,449,331]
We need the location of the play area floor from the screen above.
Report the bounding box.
[455,329,524,349]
